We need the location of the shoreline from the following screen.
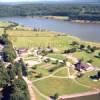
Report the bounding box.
[46,30,100,47]
[59,90,100,100]
[0,16,100,24]
[36,16,100,24]
[0,19,100,45]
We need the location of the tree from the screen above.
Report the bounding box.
[0,33,9,45]
[50,93,59,100]
[0,60,9,88]
[3,45,16,62]
[9,78,30,100]
[87,59,93,63]
[14,62,22,77]
[19,59,28,77]
[7,64,16,80]
[71,41,79,46]
[80,44,85,50]
[10,85,26,100]
[97,71,100,78]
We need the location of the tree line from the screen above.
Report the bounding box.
[0,31,29,100]
[0,3,100,21]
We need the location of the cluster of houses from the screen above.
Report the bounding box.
[34,47,53,56]
[17,48,28,56]
[17,46,53,57]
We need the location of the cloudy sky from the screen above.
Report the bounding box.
[0,0,99,2]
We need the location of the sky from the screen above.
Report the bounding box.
[0,0,99,2]
[0,0,60,2]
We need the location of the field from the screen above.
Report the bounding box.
[34,78,91,96]
[7,29,78,50]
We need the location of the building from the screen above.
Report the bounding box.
[18,48,28,55]
[75,61,94,72]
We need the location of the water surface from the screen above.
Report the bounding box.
[0,17,100,42]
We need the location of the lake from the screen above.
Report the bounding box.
[0,17,100,42]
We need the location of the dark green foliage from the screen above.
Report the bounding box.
[3,44,16,62]
[50,93,59,100]
[97,71,100,78]
[9,78,30,100]
[0,33,9,45]
[86,45,95,53]
[7,64,16,80]
[0,3,100,21]
[35,73,42,78]
[87,59,93,63]
[14,62,22,77]
[94,52,100,58]
[79,44,85,50]
[71,41,79,46]
[64,48,77,53]
[0,60,9,88]
[0,33,16,62]
[19,59,28,77]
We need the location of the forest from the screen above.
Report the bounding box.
[0,3,100,21]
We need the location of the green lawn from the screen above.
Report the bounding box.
[76,71,100,89]
[34,77,91,96]
[73,51,100,68]
[7,29,79,50]
[0,21,16,28]
[0,28,4,35]
[54,67,68,77]
[48,53,66,60]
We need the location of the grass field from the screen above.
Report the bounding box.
[34,78,91,96]
[0,21,16,28]
[7,29,79,50]
[54,67,68,77]
[76,71,100,89]
[48,53,66,60]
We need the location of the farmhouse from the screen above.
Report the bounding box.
[45,46,53,53]
[17,48,28,56]
[75,61,94,72]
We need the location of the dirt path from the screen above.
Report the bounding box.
[23,77,37,100]
[59,90,100,99]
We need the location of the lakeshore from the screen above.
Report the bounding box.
[39,16,100,24]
